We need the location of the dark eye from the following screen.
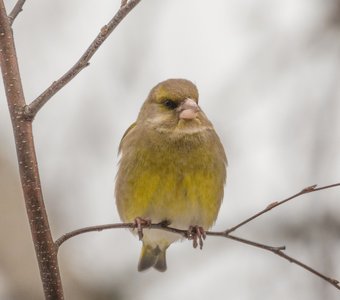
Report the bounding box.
[163,99,178,110]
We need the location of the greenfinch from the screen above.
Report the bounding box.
[115,79,227,272]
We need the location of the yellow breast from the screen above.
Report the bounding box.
[115,126,226,230]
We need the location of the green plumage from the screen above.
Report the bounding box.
[115,79,227,271]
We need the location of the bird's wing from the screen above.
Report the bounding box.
[118,122,137,154]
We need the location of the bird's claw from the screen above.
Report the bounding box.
[187,225,206,249]
[133,217,151,240]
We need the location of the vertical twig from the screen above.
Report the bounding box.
[8,0,26,25]
[0,1,64,299]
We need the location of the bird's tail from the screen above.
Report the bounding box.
[138,243,168,272]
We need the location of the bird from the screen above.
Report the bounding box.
[115,78,227,272]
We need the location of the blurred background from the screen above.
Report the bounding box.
[1,0,340,299]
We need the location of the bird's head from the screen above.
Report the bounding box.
[137,79,212,134]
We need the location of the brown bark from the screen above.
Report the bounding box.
[0,1,64,299]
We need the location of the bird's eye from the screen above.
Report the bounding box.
[163,99,178,110]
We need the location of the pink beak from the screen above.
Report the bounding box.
[178,98,200,120]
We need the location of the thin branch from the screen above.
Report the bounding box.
[55,222,135,248]
[8,0,26,25]
[55,221,285,252]
[225,183,340,234]
[272,247,340,289]
[55,221,340,290]
[24,0,141,120]
[208,230,340,290]
[55,182,340,290]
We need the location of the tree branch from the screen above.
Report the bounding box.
[207,230,340,290]
[0,1,64,299]
[8,0,26,25]
[55,221,340,290]
[55,183,340,291]
[55,221,285,251]
[24,0,141,120]
[225,183,340,234]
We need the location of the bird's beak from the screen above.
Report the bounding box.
[178,98,200,120]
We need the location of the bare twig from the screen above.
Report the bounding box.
[207,230,340,290]
[24,0,142,120]
[8,0,26,25]
[55,221,340,290]
[271,247,340,289]
[55,222,136,248]
[55,221,285,252]
[225,183,340,234]
[55,183,340,290]
[121,0,128,7]
[0,1,64,299]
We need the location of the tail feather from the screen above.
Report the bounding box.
[153,249,167,272]
[138,244,167,272]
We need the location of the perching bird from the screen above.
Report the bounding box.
[115,79,227,272]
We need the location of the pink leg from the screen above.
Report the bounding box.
[133,217,151,240]
[187,225,206,249]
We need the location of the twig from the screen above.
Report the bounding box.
[55,222,136,248]
[207,230,340,290]
[55,221,340,290]
[55,221,285,252]
[121,0,128,7]
[55,182,340,290]
[24,0,142,120]
[272,248,340,289]
[8,0,26,25]
[0,1,64,299]
[225,183,340,234]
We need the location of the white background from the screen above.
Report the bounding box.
[1,0,340,299]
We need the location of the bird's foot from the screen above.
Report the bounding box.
[187,225,206,249]
[133,217,151,240]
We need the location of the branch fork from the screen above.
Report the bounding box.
[55,183,340,291]
[0,1,142,299]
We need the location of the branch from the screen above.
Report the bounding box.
[8,0,26,25]
[121,0,128,7]
[55,182,340,291]
[0,1,64,298]
[55,221,340,290]
[208,230,340,290]
[54,221,283,251]
[225,183,340,234]
[24,0,141,120]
